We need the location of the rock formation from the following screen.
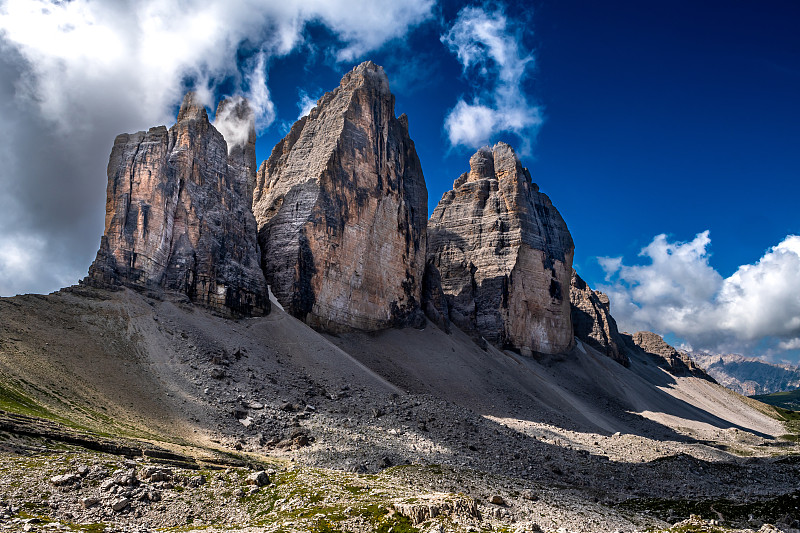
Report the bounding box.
[427,143,574,355]
[86,93,269,317]
[570,271,629,365]
[252,61,427,332]
[623,331,715,381]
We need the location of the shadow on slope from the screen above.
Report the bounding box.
[325,322,781,441]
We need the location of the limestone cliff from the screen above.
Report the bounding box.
[86,93,269,317]
[252,61,427,332]
[427,143,574,355]
[623,331,715,381]
[570,271,629,365]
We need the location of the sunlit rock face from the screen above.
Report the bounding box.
[623,331,715,381]
[570,271,629,365]
[252,61,427,332]
[428,142,574,355]
[86,93,269,317]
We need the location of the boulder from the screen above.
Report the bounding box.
[428,143,574,355]
[252,61,427,332]
[246,471,270,487]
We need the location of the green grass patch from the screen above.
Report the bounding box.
[751,389,800,412]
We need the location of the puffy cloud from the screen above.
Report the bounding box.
[600,232,800,357]
[0,0,434,296]
[441,5,541,151]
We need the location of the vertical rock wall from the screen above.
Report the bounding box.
[570,271,629,365]
[428,143,574,355]
[252,61,427,332]
[86,93,269,316]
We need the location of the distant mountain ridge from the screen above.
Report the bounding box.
[690,353,800,395]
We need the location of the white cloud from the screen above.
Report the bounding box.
[296,89,320,120]
[213,96,254,153]
[600,232,800,357]
[779,338,800,351]
[0,0,434,297]
[441,5,541,150]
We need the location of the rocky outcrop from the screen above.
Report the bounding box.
[252,61,427,332]
[570,271,629,365]
[427,143,574,355]
[623,331,715,381]
[86,93,269,317]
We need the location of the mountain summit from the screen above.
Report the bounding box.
[253,61,427,331]
[427,142,575,355]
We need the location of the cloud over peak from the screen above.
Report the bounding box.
[441,5,541,151]
[0,0,435,297]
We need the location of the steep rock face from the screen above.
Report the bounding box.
[570,271,629,365]
[624,331,715,381]
[428,143,574,355]
[252,61,427,332]
[86,93,269,316]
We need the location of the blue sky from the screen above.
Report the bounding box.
[1,0,798,361]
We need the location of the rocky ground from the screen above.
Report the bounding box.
[1,288,799,532]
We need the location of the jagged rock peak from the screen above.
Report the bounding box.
[176,91,208,122]
[570,271,629,366]
[427,143,574,355]
[623,331,715,381]
[340,60,391,93]
[85,92,269,317]
[253,61,427,332]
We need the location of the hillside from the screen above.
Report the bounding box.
[1,287,798,533]
[751,389,800,411]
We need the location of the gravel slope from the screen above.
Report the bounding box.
[0,287,797,532]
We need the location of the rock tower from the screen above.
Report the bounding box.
[428,143,574,355]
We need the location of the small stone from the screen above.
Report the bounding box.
[111,498,130,512]
[490,495,505,505]
[50,473,80,486]
[81,498,99,509]
[186,475,206,487]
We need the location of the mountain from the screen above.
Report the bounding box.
[570,270,629,365]
[427,142,574,355]
[85,92,268,317]
[252,61,427,332]
[691,352,800,395]
[622,331,715,381]
[0,61,798,533]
